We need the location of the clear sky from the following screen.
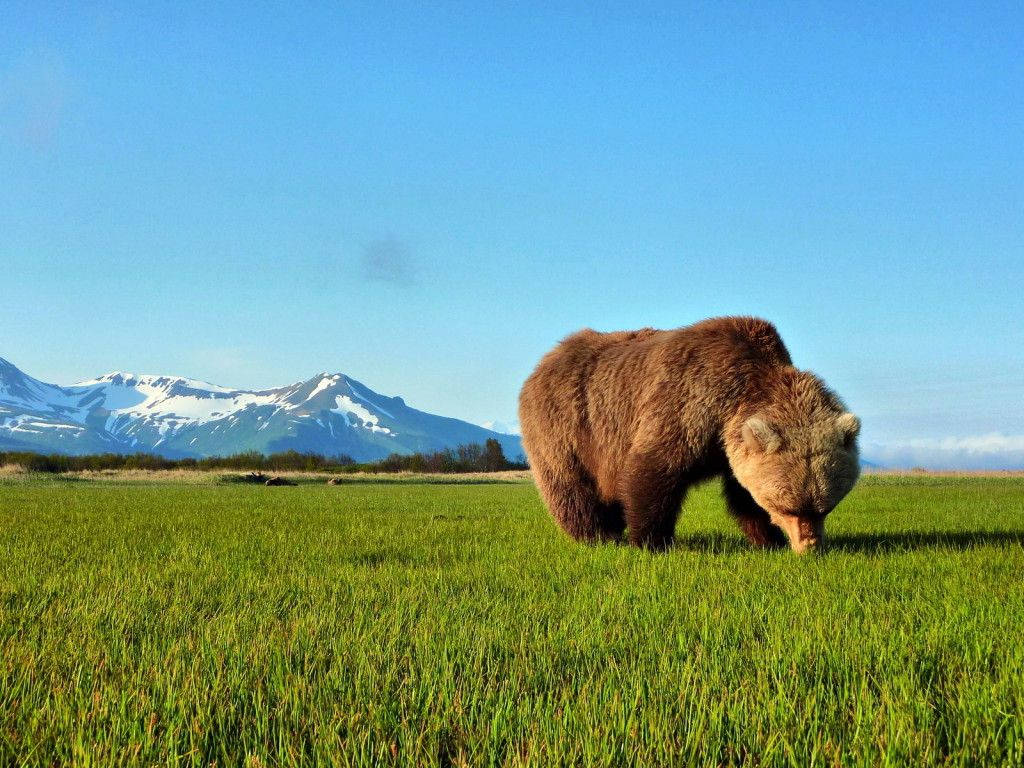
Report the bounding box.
[2,2,1023,467]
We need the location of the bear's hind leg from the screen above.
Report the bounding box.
[722,473,787,549]
[532,459,604,542]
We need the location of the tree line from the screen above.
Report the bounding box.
[0,439,527,474]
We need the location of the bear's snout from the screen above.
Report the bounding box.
[790,532,821,555]
[774,515,825,554]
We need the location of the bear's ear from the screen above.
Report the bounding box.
[742,416,782,453]
[836,412,860,448]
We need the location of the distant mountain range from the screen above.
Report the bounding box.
[0,357,522,462]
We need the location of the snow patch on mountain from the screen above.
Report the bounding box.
[0,414,86,434]
[347,383,395,419]
[306,375,341,401]
[332,395,394,435]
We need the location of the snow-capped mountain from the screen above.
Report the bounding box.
[0,357,522,461]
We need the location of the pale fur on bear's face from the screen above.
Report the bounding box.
[727,409,861,554]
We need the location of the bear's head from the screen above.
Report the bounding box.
[725,369,860,553]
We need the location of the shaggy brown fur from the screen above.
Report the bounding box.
[518,317,860,552]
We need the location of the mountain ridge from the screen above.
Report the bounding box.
[0,357,522,461]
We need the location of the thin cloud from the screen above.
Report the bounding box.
[360,239,416,286]
[864,434,1024,471]
[480,420,520,435]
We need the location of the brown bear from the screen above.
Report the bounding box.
[518,316,860,553]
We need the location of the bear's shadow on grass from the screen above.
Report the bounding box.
[672,531,1024,554]
[826,531,1024,554]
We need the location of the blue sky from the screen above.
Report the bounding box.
[2,2,1023,467]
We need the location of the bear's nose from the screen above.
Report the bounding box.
[790,536,820,555]
[793,517,825,554]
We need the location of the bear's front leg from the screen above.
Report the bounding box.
[621,454,686,550]
[722,473,788,549]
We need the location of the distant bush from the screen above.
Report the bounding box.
[353,439,527,474]
[0,451,178,473]
[0,439,527,475]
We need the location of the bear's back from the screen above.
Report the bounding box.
[519,317,793,481]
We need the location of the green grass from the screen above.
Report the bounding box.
[1,476,1022,766]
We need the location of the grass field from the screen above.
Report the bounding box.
[1,474,1022,766]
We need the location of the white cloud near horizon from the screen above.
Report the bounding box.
[864,434,1024,470]
[479,420,520,436]
[466,427,1024,469]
